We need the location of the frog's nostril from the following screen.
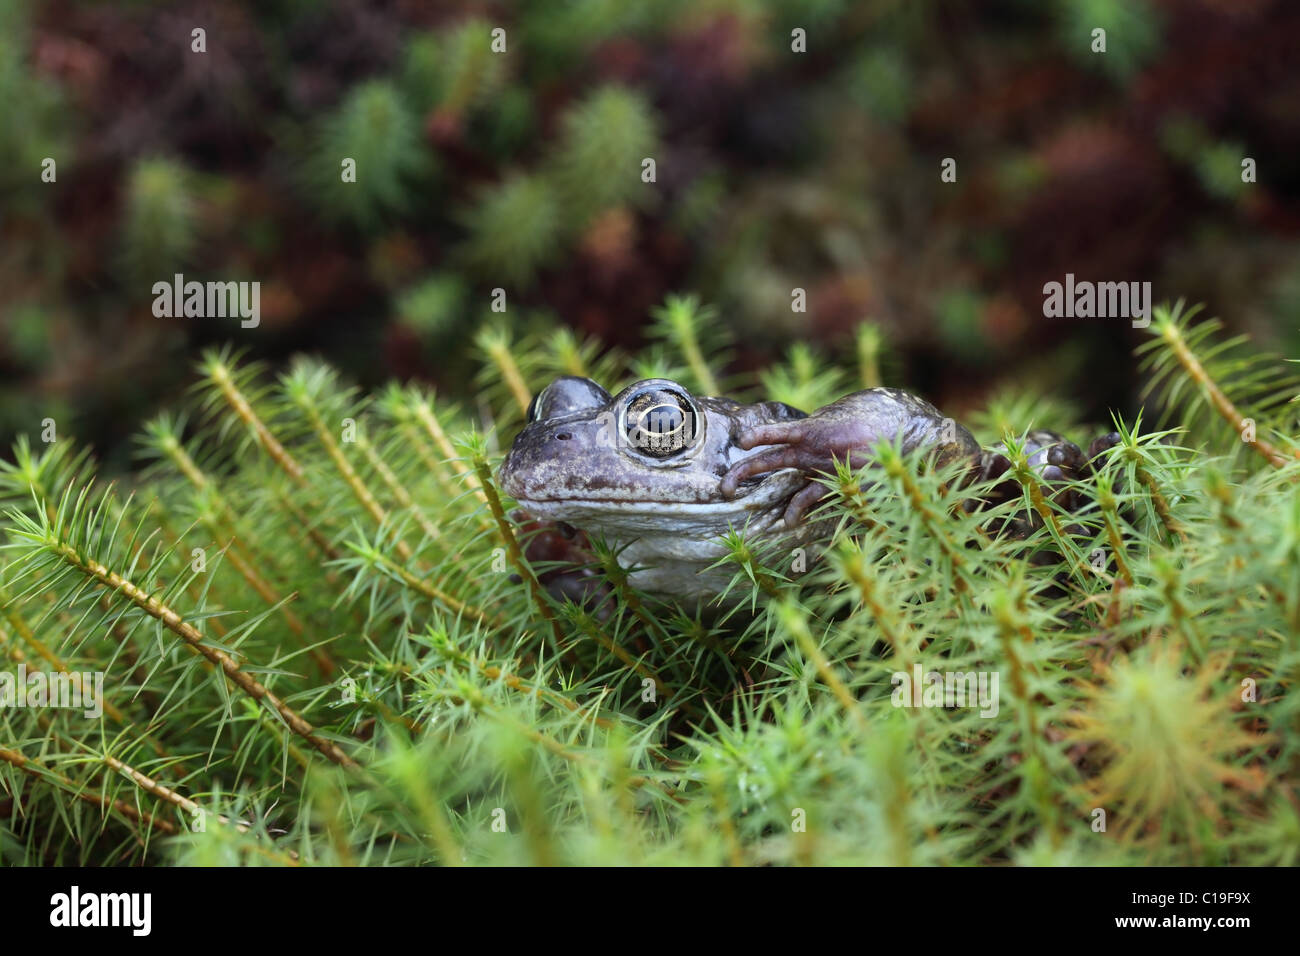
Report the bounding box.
[554,431,572,441]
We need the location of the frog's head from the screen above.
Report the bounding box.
[499,376,808,532]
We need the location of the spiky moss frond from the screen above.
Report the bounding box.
[305,81,432,232]
[4,305,56,373]
[2,297,1296,865]
[1161,117,1259,203]
[459,173,563,289]
[1052,0,1162,82]
[1071,641,1264,840]
[759,343,851,413]
[393,274,467,340]
[0,434,96,515]
[842,45,914,125]
[647,294,731,396]
[401,19,508,118]
[450,88,670,286]
[472,85,537,161]
[670,169,728,239]
[0,0,70,210]
[471,319,633,442]
[549,85,660,230]
[935,289,993,361]
[1138,301,1300,469]
[402,17,535,159]
[854,322,901,390]
[119,158,199,288]
[473,320,545,432]
[967,388,1085,448]
[538,327,629,391]
[518,0,673,76]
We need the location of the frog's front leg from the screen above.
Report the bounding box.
[719,388,982,528]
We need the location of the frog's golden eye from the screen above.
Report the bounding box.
[624,388,701,459]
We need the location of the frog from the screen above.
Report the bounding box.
[498,375,1117,599]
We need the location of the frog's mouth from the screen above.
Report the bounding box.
[504,467,805,523]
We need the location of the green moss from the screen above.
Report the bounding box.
[459,173,563,289]
[0,299,1296,865]
[305,81,432,231]
[550,85,660,229]
[119,157,199,286]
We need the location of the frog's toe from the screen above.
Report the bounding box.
[1087,431,1122,465]
[737,421,809,450]
[1045,441,1084,476]
[720,445,806,498]
[782,480,828,529]
[724,426,881,498]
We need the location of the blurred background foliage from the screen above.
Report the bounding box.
[2,0,1299,468]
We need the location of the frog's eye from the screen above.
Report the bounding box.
[624,387,702,459]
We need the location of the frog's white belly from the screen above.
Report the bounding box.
[615,511,792,597]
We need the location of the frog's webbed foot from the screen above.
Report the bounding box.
[720,416,939,530]
[719,420,871,529]
[1087,431,1121,463]
[720,390,987,530]
[719,421,878,496]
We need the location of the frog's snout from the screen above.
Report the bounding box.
[499,418,598,500]
[499,438,541,499]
